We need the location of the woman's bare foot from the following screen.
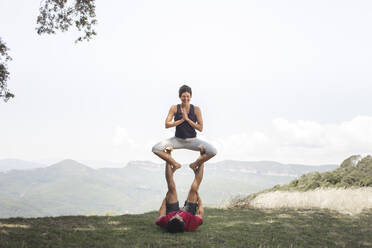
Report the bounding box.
[164,149,181,172]
[189,161,201,171]
[190,164,198,173]
[189,148,205,172]
[172,162,182,172]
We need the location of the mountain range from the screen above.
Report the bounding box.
[0,159,337,218]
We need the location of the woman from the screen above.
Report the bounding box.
[152,85,217,171]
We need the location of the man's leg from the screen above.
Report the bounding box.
[165,152,178,204]
[186,162,205,203]
[158,151,179,216]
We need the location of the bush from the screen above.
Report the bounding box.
[323,172,342,185]
[269,154,372,192]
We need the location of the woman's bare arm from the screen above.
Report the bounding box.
[182,106,203,132]
[165,105,184,128]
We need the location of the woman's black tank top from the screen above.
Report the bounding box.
[174,104,197,139]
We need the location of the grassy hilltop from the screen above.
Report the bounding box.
[230,155,372,214]
[276,155,372,191]
[1,208,372,248]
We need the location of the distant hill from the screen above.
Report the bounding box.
[209,160,336,178]
[78,160,126,169]
[0,159,46,172]
[0,158,125,171]
[0,159,337,218]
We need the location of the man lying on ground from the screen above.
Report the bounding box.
[156,151,204,233]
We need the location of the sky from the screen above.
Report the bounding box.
[1,0,372,167]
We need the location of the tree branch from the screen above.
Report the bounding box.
[36,0,98,43]
[0,37,14,102]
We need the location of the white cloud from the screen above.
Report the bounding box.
[273,118,328,148]
[213,131,271,159]
[214,116,372,165]
[112,127,135,147]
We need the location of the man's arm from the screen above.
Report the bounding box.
[156,199,169,228]
[182,106,203,132]
[196,194,204,218]
[158,198,166,216]
[165,105,184,128]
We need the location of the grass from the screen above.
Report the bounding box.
[1,208,372,248]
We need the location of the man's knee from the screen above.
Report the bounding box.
[166,188,176,196]
[187,189,198,202]
[166,189,178,202]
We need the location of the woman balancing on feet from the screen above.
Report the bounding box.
[152,85,217,171]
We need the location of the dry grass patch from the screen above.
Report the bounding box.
[112,226,130,231]
[277,214,294,218]
[73,225,96,231]
[0,223,30,229]
[248,188,372,215]
[207,215,221,218]
[222,221,245,227]
[251,222,264,225]
[107,220,120,225]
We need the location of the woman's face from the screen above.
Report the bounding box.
[180,92,191,104]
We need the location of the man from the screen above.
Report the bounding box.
[156,150,205,233]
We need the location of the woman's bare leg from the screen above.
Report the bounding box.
[154,150,182,171]
[189,147,215,170]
